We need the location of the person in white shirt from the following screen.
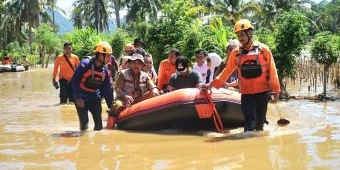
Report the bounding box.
[207,53,222,81]
[193,49,212,84]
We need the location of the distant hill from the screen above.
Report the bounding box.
[46,10,73,34]
[48,10,118,35]
[54,11,74,34]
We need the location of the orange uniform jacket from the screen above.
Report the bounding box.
[157,59,176,90]
[53,54,80,81]
[211,41,280,94]
[2,58,12,65]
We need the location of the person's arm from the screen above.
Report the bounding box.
[263,46,281,98]
[223,79,238,88]
[146,77,159,96]
[115,72,135,106]
[157,62,165,90]
[167,73,176,92]
[113,57,119,72]
[194,71,203,88]
[74,55,80,68]
[71,60,87,101]
[114,72,126,98]
[151,66,158,80]
[52,56,60,84]
[102,69,113,108]
[209,51,238,88]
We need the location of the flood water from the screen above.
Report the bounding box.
[1,68,340,170]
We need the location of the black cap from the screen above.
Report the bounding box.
[133,38,144,46]
[176,57,190,72]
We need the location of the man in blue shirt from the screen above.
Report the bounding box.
[71,42,114,131]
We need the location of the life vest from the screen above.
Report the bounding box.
[79,58,106,92]
[121,69,149,99]
[2,57,11,65]
[237,44,270,94]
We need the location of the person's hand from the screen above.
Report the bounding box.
[199,83,212,91]
[52,79,57,86]
[125,95,134,107]
[268,92,279,103]
[76,99,85,108]
[222,83,230,88]
[152,88,160,96]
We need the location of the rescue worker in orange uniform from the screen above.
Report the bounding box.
[2,54,13,65]
[205,19,281,132]
[53,42,80,104]
[157,48,181,92]
[71,42,114,131]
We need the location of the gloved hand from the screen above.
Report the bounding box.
[52,79,59,89]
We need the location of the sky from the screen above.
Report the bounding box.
[56,0,326,18]
[56,0,75,18]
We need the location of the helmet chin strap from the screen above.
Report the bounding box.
[96,53,106,66]
[244,30,253,47]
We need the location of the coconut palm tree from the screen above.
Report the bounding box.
[122,0,163,23]
[212,0,262,26]
[256,0,312,30]
[45,0,65,33]
[71,0,112,33]
[112,0,121,28]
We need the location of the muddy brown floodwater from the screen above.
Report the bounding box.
[1,68,340,170]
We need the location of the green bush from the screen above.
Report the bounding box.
[110,29,128,58]
[65,27,103,59]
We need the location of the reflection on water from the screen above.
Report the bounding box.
[0,68,340,170]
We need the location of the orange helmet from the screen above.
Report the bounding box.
[94,42,112,54]
[233,19,254,33]
[124,44,135,51]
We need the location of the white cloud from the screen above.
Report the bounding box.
[56,0,75,18]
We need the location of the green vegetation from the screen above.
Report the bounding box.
[311,31,340,97]
[0,0,339,98]
[273,10,309,96]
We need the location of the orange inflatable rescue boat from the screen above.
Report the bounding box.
[116,88,244,131]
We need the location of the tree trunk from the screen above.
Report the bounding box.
[95,0,100,34]
[113,0,121,28]
[323,65,328,97]
[40,45,45,68]
[28,24,33,54]
[335,64,340,88]
[52,10,56,33]
[279,78,289,98]
[45,54,52,68]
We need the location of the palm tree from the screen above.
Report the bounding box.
[71,0,112,33]
[2,0,52,53]
[112,0,121,28]
[45,0,65,33]
[212,0,262,26]
[122,0,163,23]
[256,0,311,30]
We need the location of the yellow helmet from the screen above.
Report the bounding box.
[233,19,254,33]
[94,42,112,54]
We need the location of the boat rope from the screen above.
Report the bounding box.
[204,89,225,133]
